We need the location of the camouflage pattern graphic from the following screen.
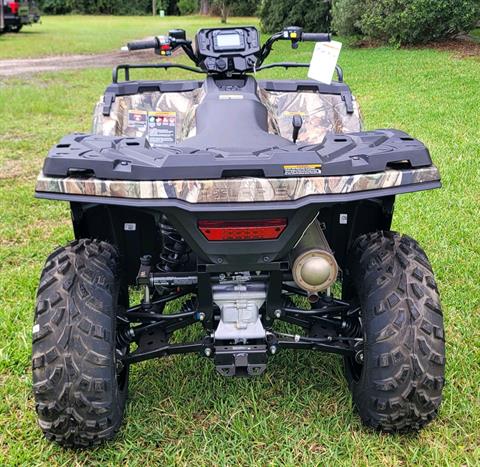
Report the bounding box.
[92,89,205,145]
[93,84,361,146]
[259,89,362,143]
[36,166,440,203]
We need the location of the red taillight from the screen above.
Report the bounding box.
[9,2,20,14]
[198,219,287,241]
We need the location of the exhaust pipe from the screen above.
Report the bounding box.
[291,220,338,300]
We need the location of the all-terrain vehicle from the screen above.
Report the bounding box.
[33,26,445,447]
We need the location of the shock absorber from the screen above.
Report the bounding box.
[157,214,190,272]
[342,318,362,337]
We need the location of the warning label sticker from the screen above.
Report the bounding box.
[283,164,322,176]
[147,111,177,146]
[128,110,147,131]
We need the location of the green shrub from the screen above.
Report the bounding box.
[364,0,479,44]
[39,0,76,14]
[260,0,331,34]
[332,0,480,45]
[230,0,259,16]
[177,0,199,15]
[331,0,362,36]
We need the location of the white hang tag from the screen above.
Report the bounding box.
[308,41,342,85]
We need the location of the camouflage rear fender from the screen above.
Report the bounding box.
[36,166,440,203]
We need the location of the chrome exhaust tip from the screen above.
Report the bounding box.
[292,249,338,294]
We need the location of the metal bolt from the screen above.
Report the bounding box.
[204,348,212,357]
[263,256,270,262]
[274,309,282,318]
[217,257,224,264]
[198,312,206,321]
[270,345,277,355]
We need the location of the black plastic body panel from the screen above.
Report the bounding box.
[49,75,433,179]
[42,130,433,181]
[69,197,396,284]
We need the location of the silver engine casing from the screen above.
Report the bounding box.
[213,282,266,341]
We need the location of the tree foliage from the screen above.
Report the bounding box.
[37,0,178,15]
[177,0,198,16]
[37,0,257,16]
[331,0,362,36]
[259,0,331,33]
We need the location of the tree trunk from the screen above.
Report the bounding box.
[200,0,210,15]
[152,0,157,16]
[221,2,229,23]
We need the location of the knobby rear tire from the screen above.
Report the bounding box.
[344,231,445,432]
[32,239,128,448]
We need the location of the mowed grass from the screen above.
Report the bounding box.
[0,15,253,59]
[1,16,480,466]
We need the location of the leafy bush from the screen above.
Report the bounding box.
[39,0,75,14]
[331,0,362,36]
[364,0,479,44]
[260,0,331,33]
[177,0,199,15]
[332,0,480,45]
[230,0,259,16]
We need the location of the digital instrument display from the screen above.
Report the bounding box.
[216,32,241,48]
[196,27,259,72]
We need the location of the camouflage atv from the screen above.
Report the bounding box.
[33,26,445,448]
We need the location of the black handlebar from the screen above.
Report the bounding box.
[302,33,331,42]
[127,38,159,51]
[124,27,333,73]
[126,35,199,65]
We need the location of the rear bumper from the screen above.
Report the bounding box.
[35,166,440,205]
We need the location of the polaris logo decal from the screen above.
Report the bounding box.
[284,164,322,176]
[219,94,244,100]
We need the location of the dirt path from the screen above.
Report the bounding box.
[0,49,174,76]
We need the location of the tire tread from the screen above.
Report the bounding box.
[32,239,127,448]
[346,231,445,432]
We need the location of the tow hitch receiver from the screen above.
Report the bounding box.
[214,344,268,377]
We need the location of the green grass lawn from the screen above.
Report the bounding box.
[0,15,253,59]
[1,16,480,466]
